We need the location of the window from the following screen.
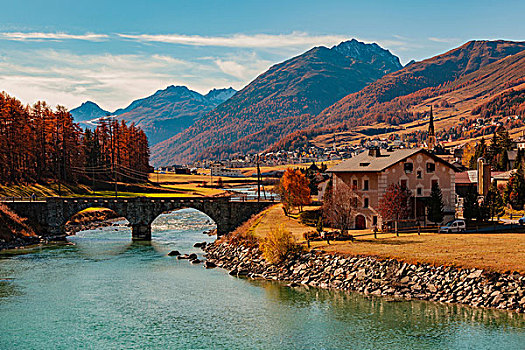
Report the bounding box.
[404,162,413,173]
[363,179,369,191]
[372,216,378,226]
[432,179,438,188]
[417,170,422,179]
[353,198,358,208]
[400,179,407,189]
[417,187,422,196]
[364,198,369,208]
[426,162,435,173]
[352,179,358,189]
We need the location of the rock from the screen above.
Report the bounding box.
[287,282,299,287]
[194,242,207,248]
[427,284,437,293]
[191,259,201,264]
[177,254,190,260]
[467,269,483,279]
[204,261,217,269]
[188,253,198,260]
[229,269,238,276]
[168,250,181,256]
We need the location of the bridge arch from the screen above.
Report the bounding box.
[5,197,272,241]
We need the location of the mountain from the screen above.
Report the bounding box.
[151,39,402,165]
[70,101,110,122]
[315,40,525,127]
[71,86,236,147]
[113,85,236,145]
[270,40,525,151]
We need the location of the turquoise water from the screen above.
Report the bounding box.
[1,209,524,349]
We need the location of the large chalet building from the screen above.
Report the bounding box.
[327,147,458,229]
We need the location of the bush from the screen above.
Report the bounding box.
[299,209,322,226]
[259,225,296,264]
[303,230,320,241]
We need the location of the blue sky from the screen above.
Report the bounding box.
[0,0,523,110]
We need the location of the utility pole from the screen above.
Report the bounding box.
[257,154,261,202]
[110,119,118,198]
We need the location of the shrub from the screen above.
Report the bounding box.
[303,230,320,241]
[259,225,296,264]
[298,209,322,226]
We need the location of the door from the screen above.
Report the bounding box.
[355,215,366,229]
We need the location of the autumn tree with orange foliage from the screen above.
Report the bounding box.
[275,168,311,214]
[0,92,150,185]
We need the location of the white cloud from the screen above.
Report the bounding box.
[118,32,350,48]
[428,37,460,44]
[0,49,248,110]
[0,32,108,41]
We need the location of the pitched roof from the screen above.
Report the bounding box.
[327,148,457,173]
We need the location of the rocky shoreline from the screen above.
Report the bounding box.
[204,241,525,313]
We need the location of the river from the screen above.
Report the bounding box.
[0,209,524,349]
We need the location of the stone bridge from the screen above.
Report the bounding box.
[5,196,272,240]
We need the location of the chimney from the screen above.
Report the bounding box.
[368,147,381,157]
[477,158,491,197]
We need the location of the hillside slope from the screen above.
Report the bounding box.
[115,85,235,145]
[315,40,525,127]
[151,39,402,164]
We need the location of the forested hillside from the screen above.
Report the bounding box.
[151,39,402,164]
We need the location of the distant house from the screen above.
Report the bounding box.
[516,136,525,150]
[210,162,244,177]
[327,148,458,229]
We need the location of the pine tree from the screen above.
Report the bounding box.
[505,164,525,209]
[463,186,479,222]
[427,182,444,224]
[483,182,505,221]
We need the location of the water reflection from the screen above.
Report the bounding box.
[251,279,525,330]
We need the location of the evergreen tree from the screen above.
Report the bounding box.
[483,182,505,221]
[498,150,509,171]
[469,137,487,169]
[427,182,444,224]
[463,186,479,222]
[504,164,525,209]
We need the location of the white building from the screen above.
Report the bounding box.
[210,162,244,177]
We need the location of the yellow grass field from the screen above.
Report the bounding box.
[249,204,525,274]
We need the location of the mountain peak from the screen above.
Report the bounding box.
[70,101,110,122]
[205,87,236,103]
[331,39,402,71]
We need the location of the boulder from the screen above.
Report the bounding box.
[204,261,217,269]
[194,242,207,248]
[188,253,198,260]
[191,259,201,264]
[177,254,190,260]
[168,250,181,256]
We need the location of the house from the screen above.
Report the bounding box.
[210,162,244,177]
[327,148,458,229]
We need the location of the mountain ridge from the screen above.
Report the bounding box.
[151,39,403,165]
[70,86,236,146]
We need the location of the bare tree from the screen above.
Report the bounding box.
[322,179,356,233]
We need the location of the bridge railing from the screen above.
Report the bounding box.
[0,196,44,202]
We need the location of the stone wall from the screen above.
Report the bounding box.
[204,241,525,313]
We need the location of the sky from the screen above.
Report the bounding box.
[0,0,524,111]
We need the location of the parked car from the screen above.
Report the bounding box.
[519,216,525,226]
[439,219,466,233]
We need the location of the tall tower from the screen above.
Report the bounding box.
[427,106,436,151]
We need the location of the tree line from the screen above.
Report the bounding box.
[0,92,150,185]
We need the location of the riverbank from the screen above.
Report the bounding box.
[204,241,525,313]
[0,203,40,250]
